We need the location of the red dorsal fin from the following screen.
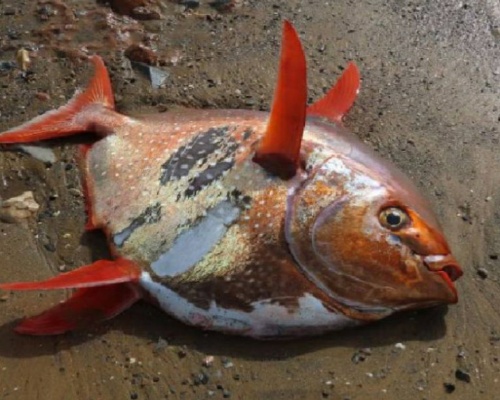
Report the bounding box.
[14,283,141,335]
[0,56,114,144]
[253,21,307,180]
[307,62,360,122]
[0,258,140,291]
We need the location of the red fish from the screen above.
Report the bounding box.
[0,21,462,337]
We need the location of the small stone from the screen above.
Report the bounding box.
[202,355,214,367]
[125,44,158,65]
[68,188,83,197]
[222,389,231,398]
[0,191,40,223]
[35,92,51,101]
[455,368,471,383]
[394,342,406,350]
[351,348,372,364]
[221,358,234,368]
[444,383,455,393]
[131,61,169,89]
[477,268,488,279]
[179,0,200,9]
[16,48,31,71]
[16,145,57,164]
[0,61,16,73]
[193,372,209,385]
[209,0,240,12]
[130,393,138,400]
[154,337,168,353]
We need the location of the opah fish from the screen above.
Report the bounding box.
[0,21,462,337]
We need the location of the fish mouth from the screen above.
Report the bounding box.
[423,254,463,281]
[423,254,463,301]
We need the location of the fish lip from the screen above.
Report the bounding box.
[423,254,463,303]
[423,254,463,282]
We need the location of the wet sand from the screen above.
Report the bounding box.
[1,1,499,399]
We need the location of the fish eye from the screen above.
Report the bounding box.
[379,207,409,230]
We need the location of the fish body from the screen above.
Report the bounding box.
[0,22,462,337]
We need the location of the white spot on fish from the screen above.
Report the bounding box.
[151,201,240,277]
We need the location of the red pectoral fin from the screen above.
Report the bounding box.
[14,283,141,335]
[253,20,307,180]
[0,56,115,144]
[307,62,360,122]
[0,258,140,291]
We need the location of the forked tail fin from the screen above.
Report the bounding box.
[0,258,142,335]
[0,56,115,144]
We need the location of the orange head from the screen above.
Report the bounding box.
[286,152,462,318]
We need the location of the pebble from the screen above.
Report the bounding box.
[16,48,30,71]
[0,61,16,73]
[131,61,169,89]
[455,368,471,383]
[202,355,214,367]
[351,348,372,364]
[153,337,168,353]
[179,0,200,9]
[35,92,51,101]
[0,191,40,223]
[125,44,158,65]
[16,145,57,164]
[477,268,488,279]
[193,372,209,385]
[394,342,406,350]
[444,383,456,393]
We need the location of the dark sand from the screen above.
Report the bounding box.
[0,1,499,399]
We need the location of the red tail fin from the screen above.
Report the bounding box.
[0,258,142,335]
[0,56,114,144]
[15,283,141,335]
[0,258,140,291]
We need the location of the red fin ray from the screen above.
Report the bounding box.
[253,20,307,179]
[0,56,115,144]
[14,283,141,335]
[307,62,360,122]
[0,258,140,291]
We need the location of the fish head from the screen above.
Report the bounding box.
[286,155,463,318]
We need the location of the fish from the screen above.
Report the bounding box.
[0,21,463,338]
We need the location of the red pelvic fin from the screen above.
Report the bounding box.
[307,62,360,122]
[14,283,141,335]
[0,258,140,291]
[253,20,307,180]
[0,56,115,144]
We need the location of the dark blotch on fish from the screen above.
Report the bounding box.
[160,126,234,184]
[114,202,162,247]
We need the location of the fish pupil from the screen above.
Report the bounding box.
[387,213,401,226]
